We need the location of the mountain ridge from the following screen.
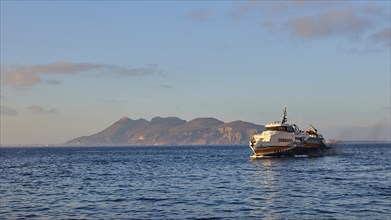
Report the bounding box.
[65,116,264,146]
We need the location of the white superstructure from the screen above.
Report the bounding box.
[249,109,327,158]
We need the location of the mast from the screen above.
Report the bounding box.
[309,124,318,133]
[281,107,287,124]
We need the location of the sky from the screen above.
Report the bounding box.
[1,1,390,145]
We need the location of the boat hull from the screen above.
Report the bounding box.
[250,143,328,158]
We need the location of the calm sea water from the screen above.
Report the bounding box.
[1,143,390,219]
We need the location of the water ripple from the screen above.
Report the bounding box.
[1,144,390,219]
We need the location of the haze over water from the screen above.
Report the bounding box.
[1,143,390,219]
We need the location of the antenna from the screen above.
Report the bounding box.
[309,124,318,133]
[281,107,287,124]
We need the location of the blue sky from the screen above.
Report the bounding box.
[1,1,390,144]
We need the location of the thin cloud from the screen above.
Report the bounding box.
[44,79,62,85]
[227,1,341,21]
[286,7,372,39]
[15,62,103,75]
[157,84,173,89]
[228,1,389,51]
[0,105,18,116]
[363,2,389,19]
[27,105,57,114]
[186,8,214,22]
[2,70,41,86]
[338,28,391,54]
[116,64,158,77]
[336,45,380,55]
[1,61,159,87]
[369,28,391,47]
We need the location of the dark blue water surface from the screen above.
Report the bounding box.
[1,143,390,219]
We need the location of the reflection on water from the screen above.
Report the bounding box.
[247,144,390,219]
[249,158,282,219]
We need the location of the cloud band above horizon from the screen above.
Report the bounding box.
[0,61,159,87]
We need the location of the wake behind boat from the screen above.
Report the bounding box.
[249,108,329,158]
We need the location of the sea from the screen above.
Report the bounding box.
[1,142,390,219]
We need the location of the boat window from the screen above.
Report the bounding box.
[293,124,301,132]
[278,138,292,142]
[266,126,288,131]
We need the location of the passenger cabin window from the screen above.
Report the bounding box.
[278,138,292,142]
[266,126,294,132]
[267,126,284,131]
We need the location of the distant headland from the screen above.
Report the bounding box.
[64,116,264,146]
